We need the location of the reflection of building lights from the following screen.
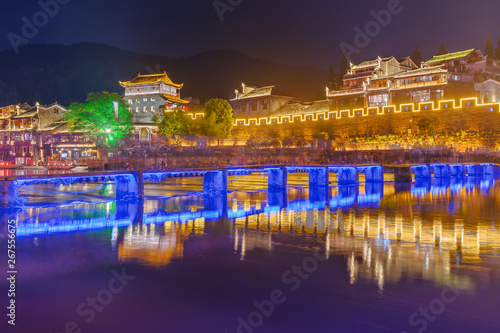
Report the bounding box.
[118,219,205,267]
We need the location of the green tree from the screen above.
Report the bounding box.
[436,44,448,56]
[411,46,423,67]
[199,98,234,140]
[65,91,133,147]
[152,109,192,146]
[485,34,494,59]
[495,33,500,60]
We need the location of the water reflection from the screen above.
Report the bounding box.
[118,220,204,267]
[7,176,500,294]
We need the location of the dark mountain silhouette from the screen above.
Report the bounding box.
[0,43,327,106]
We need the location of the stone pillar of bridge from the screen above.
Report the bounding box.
[337,167,359,185]
[0,181,15,206]
[410,165,430,180]
[268,167,287,190]
[432,164,450,178]
[395,166,413,182]
[308,167,329,188]
[203,170,227,196]
[116,171,143,201]
[0,181,19,207]
[450,165,465,178]
[482,164,493,176]
[493,164,500,176]
[466,164,484,177]
[363,166,384,182]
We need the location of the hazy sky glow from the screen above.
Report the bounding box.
[1,0,499,68]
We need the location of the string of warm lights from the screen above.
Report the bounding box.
[221,97,500,127]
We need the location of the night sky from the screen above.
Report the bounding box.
[1,0,500,69]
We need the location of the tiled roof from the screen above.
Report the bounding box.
[424,49,475,65]
[12,109,37,119]
[394,65,447,78]
[120,72,183,88]
[352,57,394,70]
[40,120,66,131]
[273,100,329,116]
[162,94,189,104]
[238,86,275,99]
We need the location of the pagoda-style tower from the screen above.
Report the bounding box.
[119,72,189,125]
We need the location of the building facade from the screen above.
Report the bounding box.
[328,49,487,111]
[230,84,297,118]
[422,48,486,99]
[328,56,450,110]
[120,72,189,143]
[0,103,95,165]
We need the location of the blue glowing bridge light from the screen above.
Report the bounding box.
[480,164,494,176]
[143,171,208,182]
[357,165,383,182]
[480,179,492,192]
[357,194,382,205]
[287,200,326,212]
[465,164,493,177]
[227,168,266,176]
[286,166,318,173]
[411,165,431,179]
[16,218,133,237]
[143,210,222,224]
[449,164,465,178]
[431,164,451,178]
[329,196,356,208]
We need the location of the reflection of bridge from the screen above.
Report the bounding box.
[2,163,499,207]
[11,175,500,291]
[14,173,497,238]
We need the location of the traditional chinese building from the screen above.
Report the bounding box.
[119,72,189,142]
[475,60,500,103]
[327,56,449,109]
[327,50,488,110]
[0,103,95,165]
[422,48,486,99]
[230,84,297,118]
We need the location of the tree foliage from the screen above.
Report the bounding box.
[198,98,234,138]
[411,46,423,67]
[485,34,494,59]
[152,109,192,145]
[436,44,448,56]
[64,91,133,146]
[339,53,350,85]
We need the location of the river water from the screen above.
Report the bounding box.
[1,173,499,333]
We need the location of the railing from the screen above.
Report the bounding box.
[394,78,447,89]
